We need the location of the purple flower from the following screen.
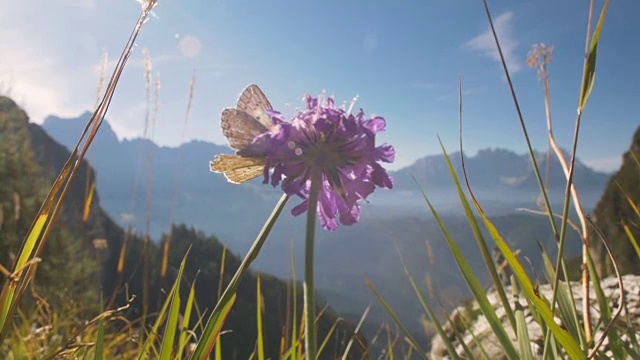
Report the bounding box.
[259,93,395,230]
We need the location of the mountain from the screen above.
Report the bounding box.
[590,126,640,276]
[383,148,609,215]
[394,147,607,192]
[42,114,610,247]
[42,112,282,248]
[2,98,363,358]
[40,111,612,350]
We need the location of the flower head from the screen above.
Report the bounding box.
[259,93,394,230]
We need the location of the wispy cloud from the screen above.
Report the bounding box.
[435,85,487,102]
[584,156,621,172]
[104,53,180,71]
[0,28,88,123]
[411,81,441,90]
[363,31,378,54]
[464,11,523,74]
[0,1,135,123]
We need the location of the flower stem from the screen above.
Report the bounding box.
[304,173,321,360]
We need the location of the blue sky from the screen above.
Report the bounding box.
[1,0,638,171]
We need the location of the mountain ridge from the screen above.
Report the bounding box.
[42,113,610,216]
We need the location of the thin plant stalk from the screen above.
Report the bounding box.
[543,1,609,354]
[289,239,299,360]
[141,50,156,328]
[161,70,196,284]
[586,217,625,359]
[457,76,517,333]
[303,173,321,360]
[530,43,592,342]
[0,0,157,340]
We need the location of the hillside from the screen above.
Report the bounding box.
[590,125,640,276]
[0,97,98,309]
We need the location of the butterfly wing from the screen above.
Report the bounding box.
[221,108,270,151]
[212,84,274,184]
[210,154,266,184]
[236,84,273,129]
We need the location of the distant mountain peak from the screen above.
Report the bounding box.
[43,112,120,147]
[392,147,609,194]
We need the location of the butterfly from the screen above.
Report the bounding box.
[210,84,274,184]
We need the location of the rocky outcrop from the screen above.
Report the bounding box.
[430,275,640,359]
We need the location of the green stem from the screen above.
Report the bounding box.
[304,173,321,360]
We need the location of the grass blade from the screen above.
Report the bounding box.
[159,249,190,360]
[511,281,535,360]
[95,313,105,360]
[416,181,519,359]
[82,181,96,222]
[341,305,369,360]
[138,262,184,359]
[392,239,461,360]
[470,196,584,358]
[365,277,427,358]
[586,249,624,358]
[622,222,640,260]
[0,212,46,328]
[290,243,299,360]
[0,0,158,342]
[189,194,289,359]
[539,247,583,347]
[317,317,341,359]
[214,245,227,360]
[579,0,610,109]
[178,274,199,360]
[256,277,265,360]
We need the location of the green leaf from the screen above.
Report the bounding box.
[0,212,48,333]
[139,256,185,359]
[417,146,520,360]
[623,222,640,263]
[438,145,517,332]
[317,317,341,359]
[515,298,535,360]
[95,317,105,360]
[587,239,624,358]
[256,277,265,360]
[435,141,585,359]
[178,275,198,360]
[159,249,190,360]
[540,247,584,348]
[417,185,519,360]
[579,0,610,109]
[472,200,584,359]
